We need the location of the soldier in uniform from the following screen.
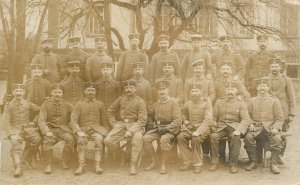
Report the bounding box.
[266,58,296,157]
[85,35,113,82]
[24,64,51,106]
[38,84,75,174]
[143,80,182,174]
[182,34,212,80]
[211,35,245,80]
[2,84,41,177]
[154,60,183,105]
[183,59,215,102]
[244,77,284,174]
[209,82,250,173]
[245,34,277,96]
[31,38,61,84]
[95,61,121,109]
[177,84,213,173]
[104,80,147,175]
[60,61,84,105]
[70,82,109,175]
[116,33,149,82]
[149,34,181,84]
[61,36,88,80]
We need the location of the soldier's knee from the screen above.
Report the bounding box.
[142,134,152,144]
[104,136,115,149]
[209,133,219,143]
[30,133,42,146]
[192,136,203,144]
[176,133,186,142]
[132,133,143,145]
[10,139,22,152]
[270,134,283,149]
[64,134,75,146]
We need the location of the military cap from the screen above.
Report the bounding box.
[100,61,113,69]
[95,34,106,42]
[83,82,97,89]
[131,62,144,69]
[68,36,81,43]
[158,34,169,41]
[67,61,80,67]
[256,34,269,41]
[191,34,203,41]
[128,33,140,40]
[12,84,25,90]
[30,64,44,70]
[162,60,175,67]
[255,77,270,86]
[155,79,169,90]
[189,83,202,90]
[220,61,232,68]
[191,59,204,67]
[219,35,231,41]
[41,37,53,44]
[50,83,64,91]
[269,57,286,69]
[123,79,137,87]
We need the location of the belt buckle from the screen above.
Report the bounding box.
[124,119,129,123]
[157,121,160,125]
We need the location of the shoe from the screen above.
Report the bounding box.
[271,163,280,174]
[95,162,103,174]
[144,157,156,171]
[245,162,257,171]
[44,163,52,174]
[14,164,23,178]
[62,161,69,170]
[230,166,238,173]
[194,166,202,173]
[179,163,192,171]
[159,151,168,174]
[130,163,137,175]
[75,164,84,175]
[209,164,219,171]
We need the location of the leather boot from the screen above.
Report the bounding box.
[209,163,219,171]
[160,151,168,174]
[95,151,103,174]
[245,162,257,171]
[44,150,52,174]
[62,148,72,170]
[130,162,137,175]
[179,163,192,171]
[75,150,85,175]
[271,151,280,174]
[144,146,156,171]
[12,152,23,178]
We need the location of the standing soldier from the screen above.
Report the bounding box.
[95,61,121,109]
[2,84,41,177]
[182,34,212,80]
[245,34,277,96]
[70,82,109,175]
[104,80,147,175]
[266,58,296,157]
[183,59,215,102]
[143,80,182,174]
[154,60,183,105]
[61,36,88,80]
[25,64,51,106]
[149,34,181,84]
[116,33,149,82]
[85,35,113,82]
[209,83,250,173]
[38,84,75,174]
[211,35,245,80]
[177,84,213,173]
[60,61,84,105]
[31,38,61,84]
[244,77,284,174]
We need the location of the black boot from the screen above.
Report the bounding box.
[144,146,156,171]
[271,151,280,174]
[44,150,52,174]
[160,151,168,174]
[75,150,85,175]
[12,152,23,178]
[95,151,103,174]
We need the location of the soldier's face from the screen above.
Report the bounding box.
[159,40,169,49]
[130,38,139,49]
[258,39,268,50]
[133,67,144,77]
[225,87,237,97]
[84,87,96,96]
[95,41,106,50]
[257,83,269,94]
[101,68,113,77]
[190,88,202,99]
[220,65,232,77]
[70,41,80,49]
[270,63,281,74]
[157,88,168,99]
[163,66,174,75]
[68,66,80,76]
[124,85,136,96]
[13,89,25,99]
[221,39,231,50]
[51,89,63,98]
[42,42,53,53]
[192,40,201,50]
[32,69,43,78]
[193,65,204,74]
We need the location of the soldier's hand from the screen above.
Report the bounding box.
[288,115,295,122]
[233,75,240,81]
[206,74,213,80]
[44,69,49,74]
[270,128,279,135]
[77,131,86,137]
[233,130,241,136]
[45,131,54,137]
[125,131,132,138]
[10,134,21,141]
[249,124,255,132]
[192,131,200,137]
[184,120,190,125]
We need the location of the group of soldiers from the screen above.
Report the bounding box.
[2,32,296,178]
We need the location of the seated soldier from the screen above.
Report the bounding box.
[143,80,182,174]
[104,80,147,175]
[209,82,250,173]
[244,77,284,174]
[177,84,213,173]
[38,84,75,174]
[2,84,41,177]
[70,82,109,175]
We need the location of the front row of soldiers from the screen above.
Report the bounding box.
[3,71,286,178]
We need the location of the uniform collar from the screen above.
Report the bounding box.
[225,97,236,102]
[51,97,63,103]
[11,98,26,105]
[42,51,52,56]
[68,76,81,82]
[257,49,269,54]
[158,97,170,104]
[84,98,96,102]
[268,73,280,80]
[96,51,105,56]
[163,74,175,80]
[192,75,205,80]
[132,77,144,82]
[129,48,140,53]
[159,49,170,54]
[222,48,232,55]
[257,93,270,101]
[125,94,137,101]
[99,76,112,82]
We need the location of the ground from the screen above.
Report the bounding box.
[0,83,300,185]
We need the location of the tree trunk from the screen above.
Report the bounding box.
[48,0,60,47]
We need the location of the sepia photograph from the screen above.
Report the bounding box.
[0,0,300,184]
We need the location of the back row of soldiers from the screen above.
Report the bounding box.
[2,32,296,178]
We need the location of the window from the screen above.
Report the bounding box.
[85,1,104,37]
[281,4,299,38]
[190,8,217,37]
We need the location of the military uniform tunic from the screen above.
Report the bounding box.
[155,75,183,104]
[61,76,84,105]
[24,78,51,106]
[183,77,215,102]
